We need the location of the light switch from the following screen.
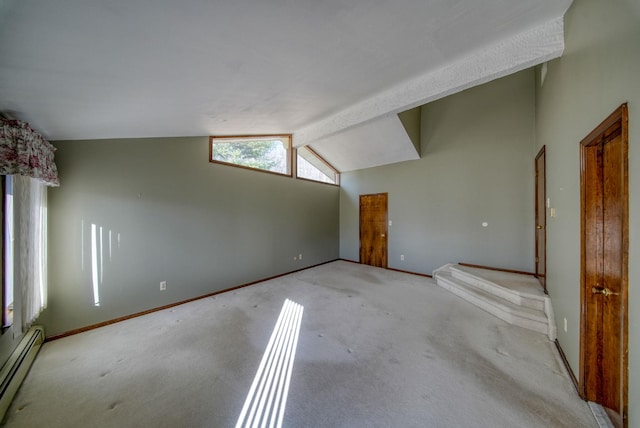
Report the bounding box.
[389,220,392,226]
[550,208,556,218]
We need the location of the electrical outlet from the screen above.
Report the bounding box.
[160,281,167,291]
[299,253,303,260]
[564,317,567,332]
[400,255,404,261]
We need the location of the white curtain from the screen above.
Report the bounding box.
[13,175,48,329]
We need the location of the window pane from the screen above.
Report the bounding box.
[3,176,13,327]
[210,135,291,175]
[297,146,339,185]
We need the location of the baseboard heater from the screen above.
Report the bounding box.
[0,325,45,420]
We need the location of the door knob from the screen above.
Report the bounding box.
[536,225,544,230]
[591,286,619,297]
[381,234,385,238]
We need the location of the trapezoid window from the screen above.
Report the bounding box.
[296,146,339,185]
[210,135,292,176]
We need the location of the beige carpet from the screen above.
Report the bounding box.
[1,261,595,427]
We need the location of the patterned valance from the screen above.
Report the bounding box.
[0,118,59,187]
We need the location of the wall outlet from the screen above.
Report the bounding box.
[400,254,405,261]
[299,253,303,260]
[564,317,567,332]
[160,281,167,291]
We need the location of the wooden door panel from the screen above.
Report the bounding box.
[580,104,628,427]
[359,193,388,268]
[583,143,604,402]
[602,135,623,412]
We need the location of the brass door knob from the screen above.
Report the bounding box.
[592,286,619,297]
[536,225,544,230]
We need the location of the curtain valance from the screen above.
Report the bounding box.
[0,118,59,187]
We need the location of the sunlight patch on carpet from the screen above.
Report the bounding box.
[236,299,304,428]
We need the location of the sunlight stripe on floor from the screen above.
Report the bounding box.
[236,299,304,428]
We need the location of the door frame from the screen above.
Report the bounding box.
[579,103,628,426]
[359,192,388,268]
[535,146,547,293]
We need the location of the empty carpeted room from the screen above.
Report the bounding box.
[0,0,638,427]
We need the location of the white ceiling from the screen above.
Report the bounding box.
[0,0,572,171]
[312,114,420,172]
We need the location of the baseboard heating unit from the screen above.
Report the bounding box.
[0,325,45,420]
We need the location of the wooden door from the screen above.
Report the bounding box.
[359,193,388,268]
[580,104,628,427]
[535,146,547,292]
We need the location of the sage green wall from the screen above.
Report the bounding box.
[535,0,640,424]
[38,137,339,336]
[340,69,536,274]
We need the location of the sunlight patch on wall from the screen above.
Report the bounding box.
[236,299,304,428]
[90,224,100,306]
[86,221,121,307]
[81,220,85,271]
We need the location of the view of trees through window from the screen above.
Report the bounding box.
[209,135,339,185]
[210,135,291,175]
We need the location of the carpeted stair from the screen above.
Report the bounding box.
[433,264,557,340]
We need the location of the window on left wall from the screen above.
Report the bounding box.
[2,175,48,330]
[2,176,14,328]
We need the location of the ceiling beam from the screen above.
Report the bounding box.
[294,17,565,147]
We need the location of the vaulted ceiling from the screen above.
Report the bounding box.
[0,0,572,171]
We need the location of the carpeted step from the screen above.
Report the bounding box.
[434,270,549,336]
[449,265,545,311]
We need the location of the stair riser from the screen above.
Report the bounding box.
[450,269,544,311]
[543,297,557,341]
[436,276,548,335]
[437,275,548,324]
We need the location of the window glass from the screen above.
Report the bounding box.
[3,176,13,327]
[210,135,292,176]
[297,146,339,185]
